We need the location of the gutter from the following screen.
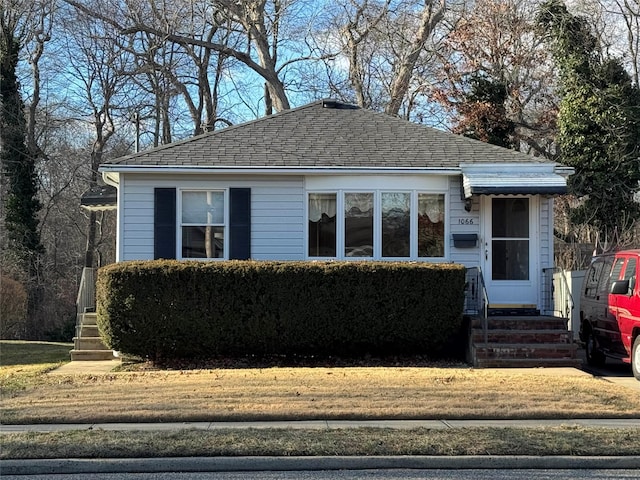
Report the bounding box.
[98,165,462,176]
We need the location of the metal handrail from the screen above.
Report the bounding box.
[465,266,490,343]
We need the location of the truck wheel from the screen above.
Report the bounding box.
[632,336,640,381]
[585,330,606,367]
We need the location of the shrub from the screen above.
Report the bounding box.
[96,260,466,360]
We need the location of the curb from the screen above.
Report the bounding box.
[2,456,640,475]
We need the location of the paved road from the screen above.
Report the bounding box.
[2,470,640,480]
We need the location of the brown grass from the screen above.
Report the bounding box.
[2,366,640,424]
[2,427,639,460]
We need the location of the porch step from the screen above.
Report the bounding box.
[81,312,98,325]
[475,357,582,368]
[471,329,572,344]
[468,315,579,369]
[77,325,100,338]
[73,336,108,351]
[70,349,116,361]
[70,312,116,361]
[471,316,568,331]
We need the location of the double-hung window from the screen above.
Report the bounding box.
[181,190,225,258]
[308,190,446,260]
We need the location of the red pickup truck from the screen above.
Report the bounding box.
[580,250,640,380]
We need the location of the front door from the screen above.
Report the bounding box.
[482,196,539,310]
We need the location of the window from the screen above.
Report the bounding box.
[382,192,411,257]
[418,193,445,257]
[308,193,336,257]
[308,190,446,260]
[181,190,225,258]
[345,193,373,257]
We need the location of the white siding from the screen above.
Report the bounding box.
[448,177,481,267]
[116,173,554,270]
[118,174,304,261]
[539,196,553,269]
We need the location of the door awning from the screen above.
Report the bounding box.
[460,163,572,199]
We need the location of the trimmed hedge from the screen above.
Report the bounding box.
[96,260,466,360]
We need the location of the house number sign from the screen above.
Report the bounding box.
[457,218,474,225]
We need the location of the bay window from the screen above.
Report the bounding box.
[345,193,374,257]
[308,193,337,257]
[308,190,446,260]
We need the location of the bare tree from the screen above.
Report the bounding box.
[429,0,558,155]
[314,0,452,119]
[65,0,298,113]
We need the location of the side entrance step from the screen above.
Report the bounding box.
[70,312,117,361]
[468,315,580,368]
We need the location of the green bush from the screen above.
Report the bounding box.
[96,260,466,360]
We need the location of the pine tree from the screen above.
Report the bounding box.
[1,19,43,265]
[538,0,640,239]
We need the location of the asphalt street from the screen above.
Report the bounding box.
[2,469,640,480]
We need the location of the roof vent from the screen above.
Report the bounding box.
[322,99,358,110]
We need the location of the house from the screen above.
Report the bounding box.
[77,99,578,366]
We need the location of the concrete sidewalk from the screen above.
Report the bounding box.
[2,418,640,433]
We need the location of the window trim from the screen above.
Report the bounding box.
[306,189,448,261]
[178,188,228,260]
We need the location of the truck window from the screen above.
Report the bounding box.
[597,256,619,297]
[584,260,605,298]
[623,258,637,294]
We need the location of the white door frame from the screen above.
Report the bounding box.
[481,195,540,309]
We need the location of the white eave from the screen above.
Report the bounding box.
[99,165,463,185]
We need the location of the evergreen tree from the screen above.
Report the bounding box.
[538,0,640,240]
[0,17,43,264]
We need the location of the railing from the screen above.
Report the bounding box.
[76,267,97,334]
[465,267,489,344]
[541,267,574,319]
[464,266,488,318]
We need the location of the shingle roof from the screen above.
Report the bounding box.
[104,100,552,169]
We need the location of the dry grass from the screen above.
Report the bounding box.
[3,366,640,424]
[2,426,639,460]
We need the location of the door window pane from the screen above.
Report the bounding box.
[382,192,410,257]
[418,193,445,257]
[308,193,336,257]
[345,193,373,257]
[492,239,529,280]
[492,198,528,238]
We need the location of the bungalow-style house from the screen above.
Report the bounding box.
[75,99,578,367]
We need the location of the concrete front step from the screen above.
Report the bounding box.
[471,329,572,344]
[81,312,98,326]
[73,336,108,351]
[78,325,100,337]
[70,349,117,361]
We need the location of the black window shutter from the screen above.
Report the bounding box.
[154,188,176,259]
[229,188,251,260]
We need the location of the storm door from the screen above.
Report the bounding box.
[482,196,539,309]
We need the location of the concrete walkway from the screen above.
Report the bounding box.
[48,359,122,375]
[2,418,640,434]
